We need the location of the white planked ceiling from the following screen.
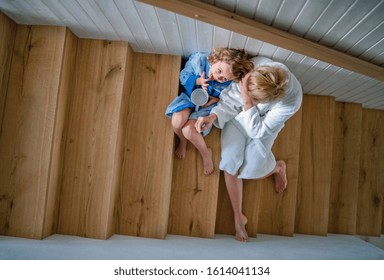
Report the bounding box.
[1,0,383,110]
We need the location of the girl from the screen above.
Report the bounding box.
[165,48,253,175]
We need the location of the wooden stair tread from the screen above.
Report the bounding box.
[356,109,384,236]
[257,106,303,236]
[57,39,130,239]
[0,25,67,239]
[115,53,181,239]
[168,127,221,238]
[328,102,362,234]
[295,95,335,235]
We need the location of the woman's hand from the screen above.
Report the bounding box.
[196,71,211,92]
[195,114,217,133]
[239,73,254,111]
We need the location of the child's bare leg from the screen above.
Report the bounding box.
[171,109,191,159]
[224,171,248,242]
[182,120,214,175]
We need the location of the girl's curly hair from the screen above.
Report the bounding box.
[207,48,254,82]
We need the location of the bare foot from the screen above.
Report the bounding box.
[202,148,214,175]
[274,160,287,193]
[235,214,248,242]
[175,139,187,159]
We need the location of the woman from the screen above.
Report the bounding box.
[195,56,303,242]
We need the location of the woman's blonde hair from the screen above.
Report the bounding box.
[246,66,288,103]
[207,48,254,82]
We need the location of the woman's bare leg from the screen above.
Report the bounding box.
[224,171,248,242]
[182,120,214,175]
[273,160,287,193]
[258,160,287,193]
[171,109,191,159]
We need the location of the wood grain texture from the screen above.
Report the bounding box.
[257,106,303,236]
[116,53,181,239]
[0,25,66,239]
[295,94,335,235]
[168,127,221,238]
[42,29,78,238]
[356,109,384,236]
[57,39,130,239]
[0,12,16,130]
[328,102,362,234]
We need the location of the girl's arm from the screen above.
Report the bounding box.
[203,95,219,107]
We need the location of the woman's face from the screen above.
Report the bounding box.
[208,61,234,83]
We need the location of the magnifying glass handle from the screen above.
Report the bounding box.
[195,105,199,111]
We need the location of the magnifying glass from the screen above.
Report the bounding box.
[191,88,208,111]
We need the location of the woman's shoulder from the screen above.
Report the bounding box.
[251,56,273,66]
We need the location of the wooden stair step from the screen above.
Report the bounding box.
[0,24,68,239]
[57,38,131,239]
[356,108,384,236]
[168,127,221,238]
[115,53,181,239]
[328,102,362,234]
[296,94,335,235]
[257,105,303,236]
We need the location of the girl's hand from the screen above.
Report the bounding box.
[196,71,211,92]
[195,114,216,133]
[203,96,219,107]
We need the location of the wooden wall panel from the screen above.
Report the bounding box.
[0,12,16,128]
[328,102,362,234]
[168,127,221,238]
[57,39,130,239]
[356,109,384,236]
[0,25,66,239]
[257,106,303,236]
[116,54,181,239]
[295,95,335,235]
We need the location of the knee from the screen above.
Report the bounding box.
[172,115,187,130]
[182,123,195,140]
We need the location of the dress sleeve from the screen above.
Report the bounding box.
[210,83,243,129]
[234,103,295,139]
[180,53,207,95]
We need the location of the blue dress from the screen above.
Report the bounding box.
[165,52,231,135]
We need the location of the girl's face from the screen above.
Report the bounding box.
[208,61,234,83]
